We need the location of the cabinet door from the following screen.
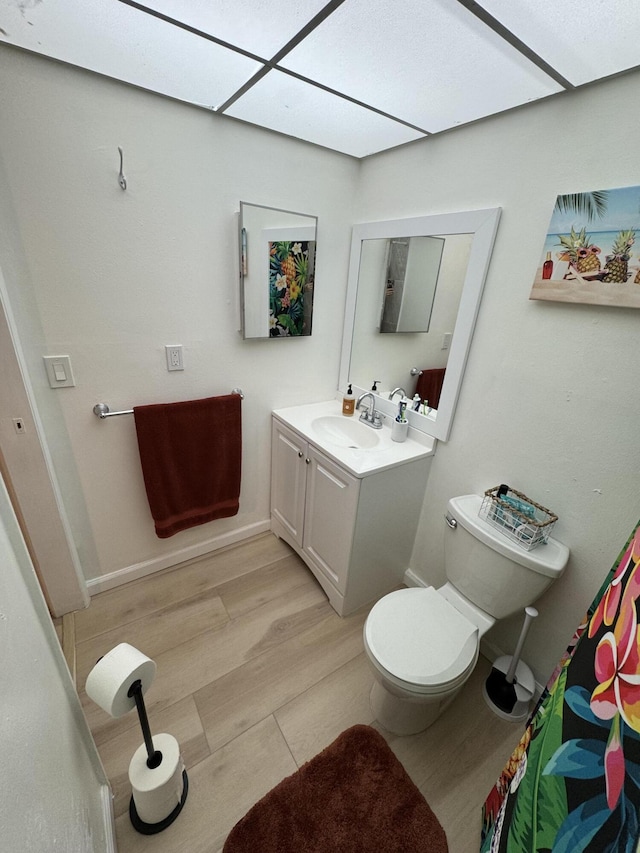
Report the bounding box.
[271,420,307,547]
[303,447,359,594]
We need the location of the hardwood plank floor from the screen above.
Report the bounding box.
[75,533,523,852]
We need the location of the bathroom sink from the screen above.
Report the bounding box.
[311,415,381,450]
[274,401,436,478]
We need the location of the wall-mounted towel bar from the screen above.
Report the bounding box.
[93,389,244,419]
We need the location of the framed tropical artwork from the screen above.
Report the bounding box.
[530,185,640,308]
[267,231,316,337]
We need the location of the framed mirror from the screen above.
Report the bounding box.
[239,201,317,339]
[339,208,501,441]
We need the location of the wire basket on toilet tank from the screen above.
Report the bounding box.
[479,485,557,551]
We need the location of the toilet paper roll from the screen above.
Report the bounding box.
[85,643,156,718]
[129,733,185,825]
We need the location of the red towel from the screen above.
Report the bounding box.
[415,368,446,409]
[134,394,241,539]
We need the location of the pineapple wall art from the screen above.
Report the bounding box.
[530,185,640,309]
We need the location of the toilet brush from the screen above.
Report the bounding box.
[483,606,538,722]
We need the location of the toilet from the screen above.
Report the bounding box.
[363,494,569,735]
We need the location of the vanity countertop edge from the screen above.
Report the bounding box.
[272,399,436,478]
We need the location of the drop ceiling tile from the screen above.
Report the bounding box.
[0,0,260,109]
[480,0,640,85]
[138,0,331,58]
[225,70,426,158]
[279,0,564,132]
[3,0,632,158]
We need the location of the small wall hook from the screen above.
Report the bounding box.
[118,146,127,191]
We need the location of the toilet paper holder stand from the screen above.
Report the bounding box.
[128,678,162,769]
[126,677,189,834]
[86,645,189,835]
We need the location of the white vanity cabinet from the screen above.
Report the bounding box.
[270,420,309,549]
[271,414,432,616]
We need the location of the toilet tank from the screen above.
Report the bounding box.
[444,494,569,620]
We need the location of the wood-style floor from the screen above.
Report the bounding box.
[72,533,523,852]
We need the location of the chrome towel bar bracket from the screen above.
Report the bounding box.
[93,402,128,419]
[93,389,244,419]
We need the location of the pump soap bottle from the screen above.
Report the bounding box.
[342,384,355,416]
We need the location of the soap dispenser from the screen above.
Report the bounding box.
[342,384,355,416]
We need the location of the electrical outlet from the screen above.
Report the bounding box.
[165,345,184,371]
[441,333,452,350]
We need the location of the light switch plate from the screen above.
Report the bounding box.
[43,355,75,388]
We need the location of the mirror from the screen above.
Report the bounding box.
[239,201,318,339]
[339,208,501,441]
[352,232,473,394]
[380,236,445,333]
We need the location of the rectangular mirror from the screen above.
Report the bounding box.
[380,236,445,333]
[339,208,501,441]
[354,232,473,385]
[239,201,317,339]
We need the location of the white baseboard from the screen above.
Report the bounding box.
[85,519,271,595]
[402,568,545,701]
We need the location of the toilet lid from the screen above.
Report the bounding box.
[365,587,478,688]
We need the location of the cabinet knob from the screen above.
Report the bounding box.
[298,451,303,458]
[305,457,310,464]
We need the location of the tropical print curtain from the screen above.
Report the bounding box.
[482,520,640,852]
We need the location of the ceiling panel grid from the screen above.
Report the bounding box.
[1,0,639,157]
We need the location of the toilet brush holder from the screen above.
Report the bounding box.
[483,656,536,722]
[483,606,538,722]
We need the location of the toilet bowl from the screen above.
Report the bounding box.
[363,494,569,735]
[363,586,485,734]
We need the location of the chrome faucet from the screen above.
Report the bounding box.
[356,392,383,429]
[388,387,407,401]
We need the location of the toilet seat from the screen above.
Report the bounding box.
[364,587,479,696]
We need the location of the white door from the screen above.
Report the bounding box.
[0,476,114,852]
[0,270,88,616]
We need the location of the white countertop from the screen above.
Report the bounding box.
[272,399,436,478]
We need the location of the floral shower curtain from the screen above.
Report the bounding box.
[481,520,640,851]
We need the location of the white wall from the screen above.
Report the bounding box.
[357,72,640,685]
[0,47,359,587]
[0,476,113,850]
